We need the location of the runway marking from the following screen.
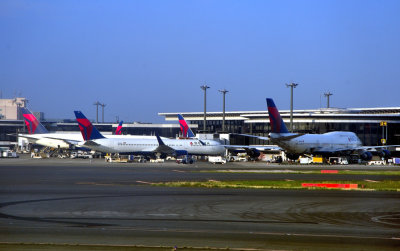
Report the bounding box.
[371,214,400,226]
[173,169,186,173]
[136,181,154,185]
[147,214,180,217]
[76,182,115,186]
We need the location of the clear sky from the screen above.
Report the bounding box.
[1,0,399,123]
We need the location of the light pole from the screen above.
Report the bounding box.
[93,101,101,123]
[286,83,298,132]
[324,92,333,108]
[200,85,210,132]
[218,89,228,132]
[100,103,106,123]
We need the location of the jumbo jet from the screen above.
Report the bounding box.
[75,111,225,158]
[18,108,149,149]
[265,98,393,160]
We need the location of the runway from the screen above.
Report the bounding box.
[1,156,399,250]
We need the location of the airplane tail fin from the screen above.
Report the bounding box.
[178,114,195,138]
[115,121,123,135]
[266,98,289,134]
[74,111,105,140]
[20,107,49,134]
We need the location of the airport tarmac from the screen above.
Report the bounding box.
[0,155,399,250]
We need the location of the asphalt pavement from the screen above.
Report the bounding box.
[0,155,399,250]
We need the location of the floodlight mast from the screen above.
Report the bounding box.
[324,92,333,108]
[100,103,106,122]
[93,101,101,123]
[218,89,229,132]
[200,85,210,132]
[286,83,298,132]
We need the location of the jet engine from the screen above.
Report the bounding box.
[360,151,373,161]
[378,149,391,159]
[286,153,300,161]
[245,148,260,160]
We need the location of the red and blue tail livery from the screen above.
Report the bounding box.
[21,107,49,134]
[178,114,195,138]
[115,121,123,135]
[74,111,105,140]
[266,98,289,134]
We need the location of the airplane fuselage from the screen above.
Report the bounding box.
[270,131,363,155]
[85,137,225,156]
[18,133,156,149]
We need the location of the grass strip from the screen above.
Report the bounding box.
[198,170,400,176]
[0,243,235,251]
[153,180,400,191]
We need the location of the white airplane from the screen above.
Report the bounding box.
[265,98,394,160]
[177,113,281,159]
[17,108,153,150]
[75,111,226,158]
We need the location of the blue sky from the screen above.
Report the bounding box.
[1,0,399,123]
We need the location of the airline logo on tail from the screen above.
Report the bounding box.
[178,114,195,138]
[21,107,48,134]
[266,98,289,134]
[115,121,123,135]
[74,111,105,140]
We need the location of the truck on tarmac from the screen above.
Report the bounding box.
[208,156,227,164]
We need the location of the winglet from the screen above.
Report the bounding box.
[266,98,289,133]
[178,114,195,138]
[115,121,123,135]
[20,107,49,134]
[74,111,105,140]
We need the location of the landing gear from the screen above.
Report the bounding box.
[176,155,195,164]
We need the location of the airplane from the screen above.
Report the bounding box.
[176,113,280,160]
[18,107,82,149]
[17,108,151,150]
[74,111,226,158]
[265,98,393,160]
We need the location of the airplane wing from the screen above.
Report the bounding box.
[17,134,40,141]
[355,145,400,151]
[307,145,400,155]
[230,133,270,141]
[39,136,82,146]
[154,134,187,156]
[224,145,282,151]
[230,133,304,141]
[82,140,101,147]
